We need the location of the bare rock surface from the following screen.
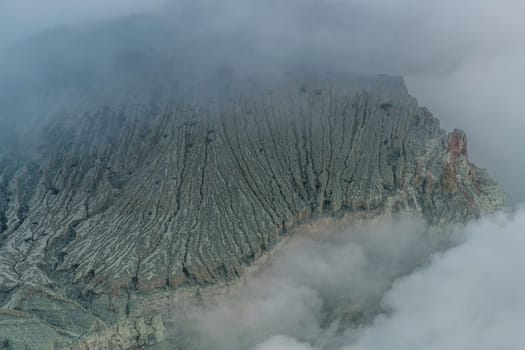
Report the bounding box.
[0,73,505,348]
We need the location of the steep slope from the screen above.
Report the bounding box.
[0,73,505,348]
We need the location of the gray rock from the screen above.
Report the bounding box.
[0,74,505,348]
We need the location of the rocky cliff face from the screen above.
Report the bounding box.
[0,74,505,348]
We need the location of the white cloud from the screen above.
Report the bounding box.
[172,215,454,349]
[170,207,525,350]
[254,335,315,350]
[344,207,525,350]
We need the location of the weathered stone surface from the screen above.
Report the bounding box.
[0,74,505,348]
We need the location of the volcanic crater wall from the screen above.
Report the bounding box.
[0,75,505,348]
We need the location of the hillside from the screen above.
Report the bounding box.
[0,15,505,349]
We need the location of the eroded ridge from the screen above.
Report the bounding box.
[0,76,505,348]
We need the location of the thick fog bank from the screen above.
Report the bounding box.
[169,208,525,350]
[343,206,525,350]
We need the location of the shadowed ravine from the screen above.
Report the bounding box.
[0,73,505,348]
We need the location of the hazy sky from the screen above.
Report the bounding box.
[0,0,165,47]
